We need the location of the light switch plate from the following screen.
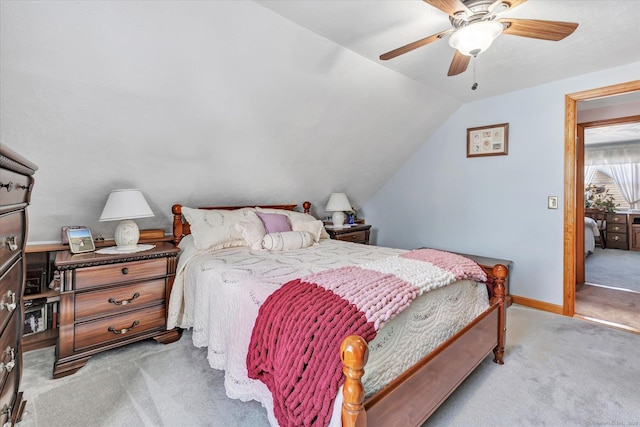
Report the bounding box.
[548,196,558,209]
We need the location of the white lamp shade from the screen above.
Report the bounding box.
[326,192,351,228]
[448,21,503,56]
[325,192,352,212]
[99,189,154,222]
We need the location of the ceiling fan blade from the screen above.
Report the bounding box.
[423,0,470,18]
[380,29,453,60]
[448,50,470,76]
[499,18,579,41]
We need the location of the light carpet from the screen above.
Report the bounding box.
[585,247,640,292]
[18,306,640,426]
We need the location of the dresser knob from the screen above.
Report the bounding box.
[121,267,129,275]
[0,181,13,192]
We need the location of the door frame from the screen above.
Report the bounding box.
[563,80,640,316]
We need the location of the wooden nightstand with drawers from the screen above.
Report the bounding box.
[53,242,181,378]
[325,224,371,245]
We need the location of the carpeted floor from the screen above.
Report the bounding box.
[585,247,640,292]
[18,306,640,427]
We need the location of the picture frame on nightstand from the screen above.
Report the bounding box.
[67,227,96,254]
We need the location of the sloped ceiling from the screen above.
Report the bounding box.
[1,1,639,242]
[1,1,459,241]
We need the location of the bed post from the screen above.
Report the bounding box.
[303,201,311,214]
[172,204,183,246]
[340,335,368,427]
[491,264,508,365]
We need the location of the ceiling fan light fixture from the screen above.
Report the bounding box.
[448,21,503,56]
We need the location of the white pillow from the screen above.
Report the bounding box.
[235,211,267,250]
[181,207,255,251]
[255,207,330,240]
[262,231,314,251]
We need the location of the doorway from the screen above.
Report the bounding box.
[563,80,640,322]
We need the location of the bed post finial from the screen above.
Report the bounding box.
[491,264,508,365]
[302,201,311,214]
[340,335,368,427]
[172,204,183,246]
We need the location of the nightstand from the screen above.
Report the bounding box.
[53,242,181,378]
[325,224,371,245]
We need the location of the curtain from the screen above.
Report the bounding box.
[584,165,598,185]
[585,143,640,165]
[608,163,640,209]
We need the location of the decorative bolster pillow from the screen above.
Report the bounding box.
[262,231,314,251]
[291,219,326,243]
[256,207,330,240]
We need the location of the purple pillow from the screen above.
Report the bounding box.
[256,212,292,234]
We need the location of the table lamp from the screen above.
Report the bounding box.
[326,192,351,228]
[99,189,154,251]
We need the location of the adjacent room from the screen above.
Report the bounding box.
[1,1,639,426]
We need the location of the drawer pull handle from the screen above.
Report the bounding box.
[121,268,129,275]
[613,236,619,241]
[0,181,13,192]
[0,291,16,312]
[108,320,139,335]
[1,404,12,427]
[0,347,15,373]
[108,293,139,306]
[1,236,18,251]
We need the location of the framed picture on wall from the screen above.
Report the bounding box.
[467,123,509,157]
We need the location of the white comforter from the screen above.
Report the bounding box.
[168,237,490,426]
[585,216,599,255]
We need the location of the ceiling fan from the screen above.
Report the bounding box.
[380,0,579,77]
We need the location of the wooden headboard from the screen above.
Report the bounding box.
[171,201,312,245]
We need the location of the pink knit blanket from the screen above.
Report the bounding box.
[246,249,487,427]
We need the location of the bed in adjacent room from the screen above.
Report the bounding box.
[168,202,508,427]
[585,216,599,255]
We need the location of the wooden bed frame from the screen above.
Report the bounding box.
[171,202,507,427]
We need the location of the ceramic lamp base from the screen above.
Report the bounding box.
[331,211,346,228]
[114,219,140,251]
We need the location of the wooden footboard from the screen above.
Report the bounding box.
[341,264,508,427]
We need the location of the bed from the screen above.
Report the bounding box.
[585,216,599,255]
[169,202,508,427]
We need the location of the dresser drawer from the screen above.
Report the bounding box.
[0,360,19,427]
[0,259,21,335]
[0,167,30,208]
[74,258,167,290]
[335,230,368,243]
[74,304,165,351]
[75,279,166,321]
[607,214,627,225]
[606,223,626,233]
[0,211,24,275]
[0,311,19,391]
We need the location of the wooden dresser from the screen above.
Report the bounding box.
[325,224,371,245]
[53,242,181,378]
[606,213,629,249]
[0,146,37,426]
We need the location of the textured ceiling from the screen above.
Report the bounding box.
[257,0,640,102]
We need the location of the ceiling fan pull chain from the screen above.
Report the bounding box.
[471,55,478,91]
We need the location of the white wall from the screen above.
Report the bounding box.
[1,1,460,242]
[363,62,640,306]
